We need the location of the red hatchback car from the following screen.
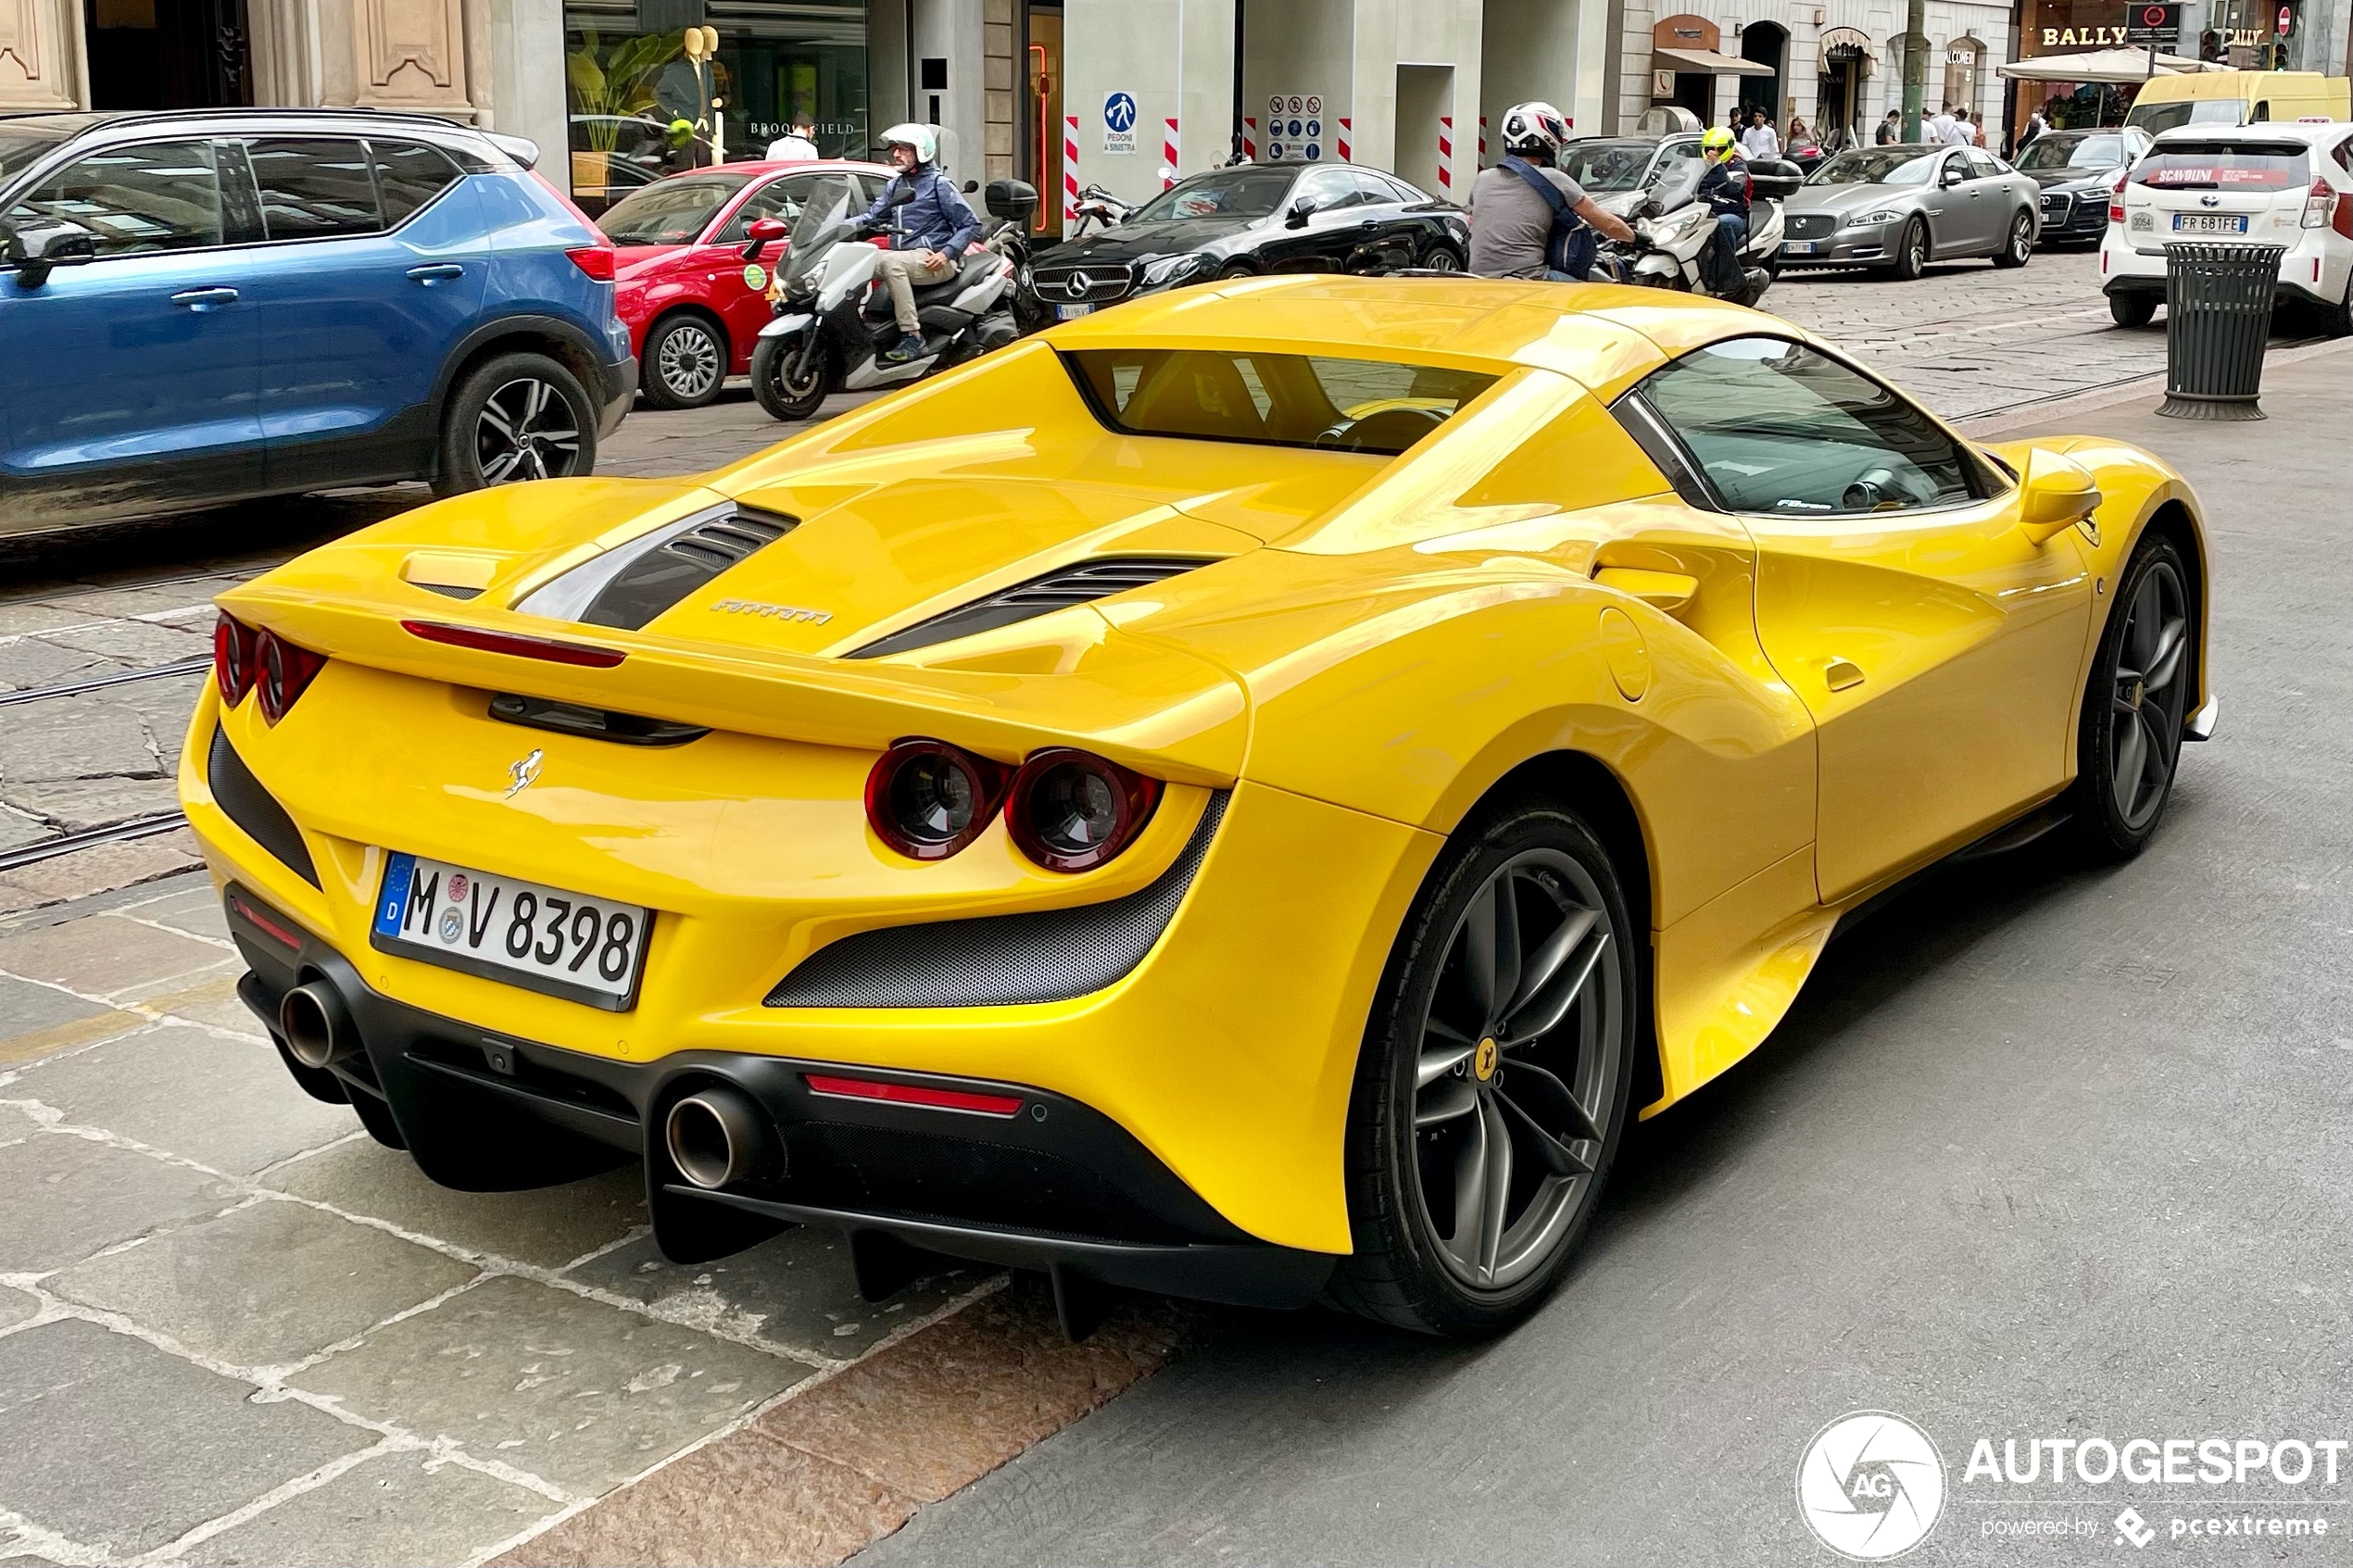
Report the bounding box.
[601,159,895,408]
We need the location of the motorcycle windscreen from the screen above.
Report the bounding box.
[783,184,860,290]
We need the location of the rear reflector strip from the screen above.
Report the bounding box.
[228,890,303,951]
[803,1073,1024,1117]
[401,621,627,668]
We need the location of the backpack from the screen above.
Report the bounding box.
[1499,156,1597,281]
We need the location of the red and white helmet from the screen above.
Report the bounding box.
[1499,101,1571,157]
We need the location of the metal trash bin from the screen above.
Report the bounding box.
[2158,241,2284,421]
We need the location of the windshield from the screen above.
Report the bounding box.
[783,181,859,286]
[1131,168,1295,223]
[1809,147,1943,187]
[1063,349,1497,456]
[0,123,75,188]
[2018,133,2130,171]
[2126,98,2247,135]
[597,173,752,245]
[1556,142,1656,192]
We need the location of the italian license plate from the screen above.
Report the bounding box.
[2172,214,2248,233]
[1056,302,1094,319]
[1781,240,1818,255]
[371,852,650,1010]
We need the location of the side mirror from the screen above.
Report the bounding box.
[1286,197,1315,227]
[1632,193,1664,220]
[4,220,98,290]
[962,179,978,194]
[2019,447,2102,542]
[739,216,788,259]
[1941,166,1968,188]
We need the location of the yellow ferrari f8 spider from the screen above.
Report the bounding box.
[182,277,2213,1338]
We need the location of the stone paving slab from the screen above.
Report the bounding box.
[180,1451,559,1568]
[0,1317,371,1560]
[0,1120,242,1273]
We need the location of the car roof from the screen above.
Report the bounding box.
[1045,273,1776,396]
[2148,120,2348,144]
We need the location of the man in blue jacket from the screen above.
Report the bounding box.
[863,123,981,364]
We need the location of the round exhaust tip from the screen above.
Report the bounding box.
[665,1087,776,1191]
[280,983,348,1070]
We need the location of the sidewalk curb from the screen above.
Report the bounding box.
[1958,337,2350,438]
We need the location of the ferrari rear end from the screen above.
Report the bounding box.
[179,418,1428,1322]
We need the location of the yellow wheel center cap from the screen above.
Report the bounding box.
[2130,680,2145,710]
[1474,1037,1499,1081]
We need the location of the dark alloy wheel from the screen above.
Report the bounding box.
[1329,799,1639,1337]
[1890,217,1929,281]
[2109,291,2158,328]
[749,336,829,421]
[2071,535,2193,859]
[1214,259,1257,281]
[642,313,726,409]
[1418,245,1465,272]
[433,352,596,498]
[1993,210,2033,269]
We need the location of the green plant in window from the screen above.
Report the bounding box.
[567,30,686,152]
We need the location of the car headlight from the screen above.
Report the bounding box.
[1018,263,1033,289]
[1140,253,1204,287]
[1845,209,1904,228]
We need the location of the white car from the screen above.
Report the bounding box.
[2100,119,2353,335]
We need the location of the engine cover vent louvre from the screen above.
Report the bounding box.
[848,556,1211,659]
[579,505,798,631]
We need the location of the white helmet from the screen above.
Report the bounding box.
[879,122,938,165]
[1499,101,1571,157]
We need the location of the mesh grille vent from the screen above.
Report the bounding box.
[577,506,799,631]
[765,790,1229,1008]
[849,557,1209,659]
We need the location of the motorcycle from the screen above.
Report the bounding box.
[1602,173,1791,307]
[1065,182,1133,239]
[745,182,1022,422]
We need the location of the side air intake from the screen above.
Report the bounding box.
[513,502,799,630]
[848,557,1211,659]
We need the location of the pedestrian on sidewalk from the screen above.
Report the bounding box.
[1876,109,1903,145]
[1966,109,1987,147]
[1929,104,1957,144]
[1741,109,1781,161]
[764,115,819,161]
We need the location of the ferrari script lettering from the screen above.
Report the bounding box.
[712,598,833,625]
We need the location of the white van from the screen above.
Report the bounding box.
[2099,119,2353,334]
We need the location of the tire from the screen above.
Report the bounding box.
[2108,290,2158,328]
[1418,244,1466,273]
[431,352,597,499]
[749,335,829,421]
[1891,217,1929,281]
[639,312,727,409]
[1992,210,2033,269]
[2069,533,2193,861]
[1327,797,1642,1338]
[1214,260,1258,281]
[2312,272,2353,338]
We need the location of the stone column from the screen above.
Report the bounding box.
[0,0,84,111]
[342,0,476,115]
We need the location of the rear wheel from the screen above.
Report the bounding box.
[1992,210,2033,268]
[2109,291,2158,328]
[1417,244,1466,272]
[640,312,727,409]
[1890,217,1929,281]
[750,335,829,421]
[2070,534,2192,860]
[432,352,596,498]
[1214,260,1257,281]
[1327,798,1640,1338]
[2312,271,2353,337]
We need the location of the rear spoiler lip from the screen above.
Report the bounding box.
[484,132,540,170]
[214,585,1249,786]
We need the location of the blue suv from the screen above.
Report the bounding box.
[0,109,637,537]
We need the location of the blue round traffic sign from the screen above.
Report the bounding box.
[1104,92,1138,132]
[1289,118,1303,136]
[1305,142,1321,160]
[1267,142,1286,160]
[1306,119,1321,138]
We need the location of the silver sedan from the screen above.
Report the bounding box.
[1778,144,2041,279]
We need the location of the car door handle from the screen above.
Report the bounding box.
[1824,658,1867,692]
[170,287,238,310]
[406,264,465,284]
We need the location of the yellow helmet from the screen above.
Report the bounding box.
[1702,127,1736,152]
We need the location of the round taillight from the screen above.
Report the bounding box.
[1007,749,1162,873]
[865,740,1011,860]
[213,613,255,707]
[253,628,327,724]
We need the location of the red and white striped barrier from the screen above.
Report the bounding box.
[1163,118,1178,186]
[1337,117,1351,162]
[1437,116,1453,193]
[1478,116,1488,165]
[1063,114,1079,221]
[1243,116,1256,162]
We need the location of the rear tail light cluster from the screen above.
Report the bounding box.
[865,739,1162,872]
[2108,173,2128,225]
[214,612,325,723]
[565,245,617,281]
[2302,177,2335,230]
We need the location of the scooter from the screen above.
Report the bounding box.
[1604,192,1781,307]
[1065,182,1133,240]
[746,183,1022,422]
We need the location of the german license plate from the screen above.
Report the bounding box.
[371,852,650,1010]
[2172,214,2248,233]
[1056,302,1094,319]
[1781,240,1818,255]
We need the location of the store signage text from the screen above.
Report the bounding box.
[2040,25,2135,44]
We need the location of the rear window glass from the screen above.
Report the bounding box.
[1062,350,1499,455]
[2133,144,2309,189]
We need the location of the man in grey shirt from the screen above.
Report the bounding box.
[1468,101,1636,280]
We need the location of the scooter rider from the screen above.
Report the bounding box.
[1695,127,1751,296]
[862,123,981,365]
[1467,101,1635,281]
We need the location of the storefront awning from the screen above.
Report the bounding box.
[1655,46,1777,76]
[1997,47,2219,82]
[1819,26,1876,56]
